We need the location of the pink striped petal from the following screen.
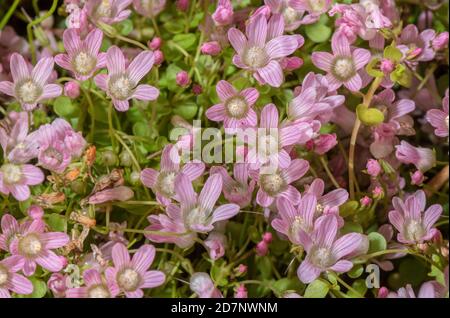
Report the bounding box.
[352,48,371,70]
[423,204,442,231]
[140,168,158,188]
[278,185,301,205]
[132,84,159,101]
[257,60,283,87]
[62,28,81,56]
[206,103,226,122]
[247,14,267,47]
[265,35,299,59]
[216,80,237,101]
[141,271,165,288]
[199,174,222,211]
[35,250,65,272]
[128,51,154,83]
[282,159,309,184]
[7,273,33,295]
[256,189,274,207]
[10,53,30,83]
[132,244,155,274]
[111,243,131,268]
[21,164,44,185]
[240,88,259,106]
[344,74,362,92]
[329,260,353,273]
[94,74,108,92]
[228,28,247,55]
[83,269,102,286]
[106,46,126,75]
[85,28,103,56]
[332,33,351,56]
[388,210,405,233]
[311,52,334,72]
[211,204,240,224]
[40,232,69,249]
[181,162,205,180]
[32,57,54,86]
[267,13,284,40]
[260,103,279,128]
[0,81,14,96]
[39,84,62,101]
[174,173,197,207]
[113,99,130,112]
[297,259,322,284]
[10,185,30,201]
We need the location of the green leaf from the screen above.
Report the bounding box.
[356,104,384,126]
[172,33,197,51]
[390,64,412,88]
[384,45,402,62]
[304,279,330,298]
[339,200,359,218]
[365,58,384,77]
[348,264,364,279]
[347,279,367,298]
[117,19,133,36]
[305,23,332,43]
[340,221,363,235]
[210,260,230,287]
[26,277,47,298]
[47,213,67,232]
[174,101,198,120]
[53,96,78,118]
[368,232,387,253]
[273,278,304,294]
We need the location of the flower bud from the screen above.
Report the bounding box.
[64,81,80,99]
[153,50,164,65]
[410,170,425,185]
[262,232,273,244]
[101,150,118,166]
[372,186,384,199]
[212,1,234,26]
[28,205,44,220]
[119,151,133,167]
[130,171,141,185]
[314,134,337,155]
[366,159,381,177]
[192,84,202,95]
[176,0,189,12]
[432,32,449,50]
[176,71,190,87]
[378,286,389,298]
[234,285,248,298]
[255,240,269,256]
[360,196,372,207]
[201,41,222,56]
[380,58,395,74]
[234,264,247,276]
[149,37,162,50]
[280,56,303,71]
[47,273,68,298]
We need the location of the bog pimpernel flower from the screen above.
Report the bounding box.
[0,255,33,298]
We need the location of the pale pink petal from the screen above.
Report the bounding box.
[132,244,155,274]
[267,13,284,39]
[7,273,33,295]
[265,35,299,59]
[32,57,54,86]
[62,28,81,56]
[83,268,102,286]
[106,46,126,75]
[332,233,366,260]
[140,168,158,188]
[181,162,205,180]
[388,210,405,233]
[113,99,130,112]
[423,205,442,231]
[35,250,65,272]
[21,164,44,185]
[297,259,322,284]
[282,159,309,184]
[278,185,301,205]
[141,271,165,288]
[128,51,154,83]
[40,232,69,249]
[39,84,62,101]
[0,81,14,96]
[125,289,144,298]
[260,103,279,128]
[10,53,30,83]
[94,74,108,91]
[344,74,362,92]
[65,287,88,298]
[240,88,259,106]
[247,14,267,47]
[352,48,371,70]
[329,260,353,273]
[211,204,240,224]
[85,28,104,56]
[256,189,274,207]
[316,215,337,248]
[132,84,159,101]
[311,52,334,72]
[111,243,130,268]
[174,173,197,207]
[320,189,348,208]
[257,60,284,87]
[332,33,351,56]
[216,80,237,101]
[199,174,222,211]
[228,28,247,55]
[10,185,30,201]
[206,104,226,122]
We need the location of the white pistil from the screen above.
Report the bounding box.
[260,173,285,196]
[15,80,42,104]
[310,247,333,269]
[225,97,248,119]
[19,234,43,257]
[117,268,140,291]
[332,57,355,81]
[73,51,97,76]
[108,74,135,100]
[243,46,268,69]
[156,171,176,197]
[1,164,23,184]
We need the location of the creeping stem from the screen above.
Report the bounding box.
[0,0,21,30]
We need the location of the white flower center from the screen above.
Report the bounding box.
[185,206,209,231]
[243,46,268,69]
[15,80,42,104]
[96,0,112,18]
[310,246,333,269]
[332,57,355,81]
[88,284,111,298]
[117,268,140,291]
[225,97,248,119]
[260,173,285,196]
[19,233,43,257]
[156,171,176,197]
[282,7,300,25]
[0,265,8,286]
[309,0,326,12]
[73,51,97,76]
[1,164,23,184]
[291,216,311,236]
[108,74,135,100]
[404,219,426,242]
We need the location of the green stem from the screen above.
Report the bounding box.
[115,34,148,50]
[333,274,364,298]
[27,0,58,63]
[320,156,341,189]
[0,0,21,30]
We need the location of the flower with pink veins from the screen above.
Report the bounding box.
[388,190,442,245]
[105,243,165,298]
[289,0,332,24]
[228,14,303,87]
[395,141,435,172]
[85,0,133,25]
[66,268,119,298]
[94,46,159,111]
[140,144,205,206]
[55,28,106,81]
[190,272,223,298]
[426,89,449,138]
[296,215,368,284]
[254,0,306,31]
[246,104,312,169]
[0,53,62,111]
[0,214,23,252]
[8,219,69,276]
[305,178,348,220]
[311,33,371,92]
[252,158,309,207]
[0,163,44,201]
[133,0,166,18]
[210,163,256,208]
[205,80,259,132]
[0,255,33,298]
[397,24,436,65]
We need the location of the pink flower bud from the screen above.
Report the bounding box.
[432,32,449,50]
[176,0,189,12]
[410,170,425,185]
[192,84,202,95]
[360,196,372,207]
[255,240,269,256]
[234,285,248,298]
[212,1,234,26]
[28,205,44,220]
[47,273,68,298]
[372,186,384,199]
[201,41,222,56]
[88,186,134,204]
[237,264,247,275]
[366,159,381,177]
[153,50,164,65]
[280,56,303,71]
[314,134,337,155]
[378,287,389,298]
[149,37,162,50]
[380,58,395,74]
[64,81,80,99]
[176,70,190,87]
[204,232,226,260]
[262,232,273,244]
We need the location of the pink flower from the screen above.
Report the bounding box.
[410,170,425,185]
[304,178,349,214]
[388,190,442,245]
[133,0,166,18]
[204,232,227,260]
[309,133,337,155]
[8,218,69,276]
[94,46,159,111]
[86,0,133,25]
[387,281,446,298]
[55,28,106,81]
[296,215,368,283]
[176,0,189,12]
[0,53,61,110]
[175,70,190,87]
[64,81,80,98]
[311,33,371,91]
[146,174,240,248]
[0,163,44,201]
[397,24,436,65]
[228,14,303,87]
[426,89,449,138]
[432,31,449,50]
[201,41,222,56]
[252,158,310,207]
[255,240,269,256]
[66,268,119,298]
[0,255,33,298]
[148,37,162,50]
[290,0,332,24]
[395,141,435,172]
[190,272,223,298]
[105,243,165,298]
[141,144,205,206]
[280,56,303,71]
[47,273,69,298]
[153,49,164,65]
[210,163,255,208]
[206,80,259,132]
[88,186,134,204]
[254,0,306,32]
[360,196,372,206]
[366,159,381,177]
[212,0,234,26]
